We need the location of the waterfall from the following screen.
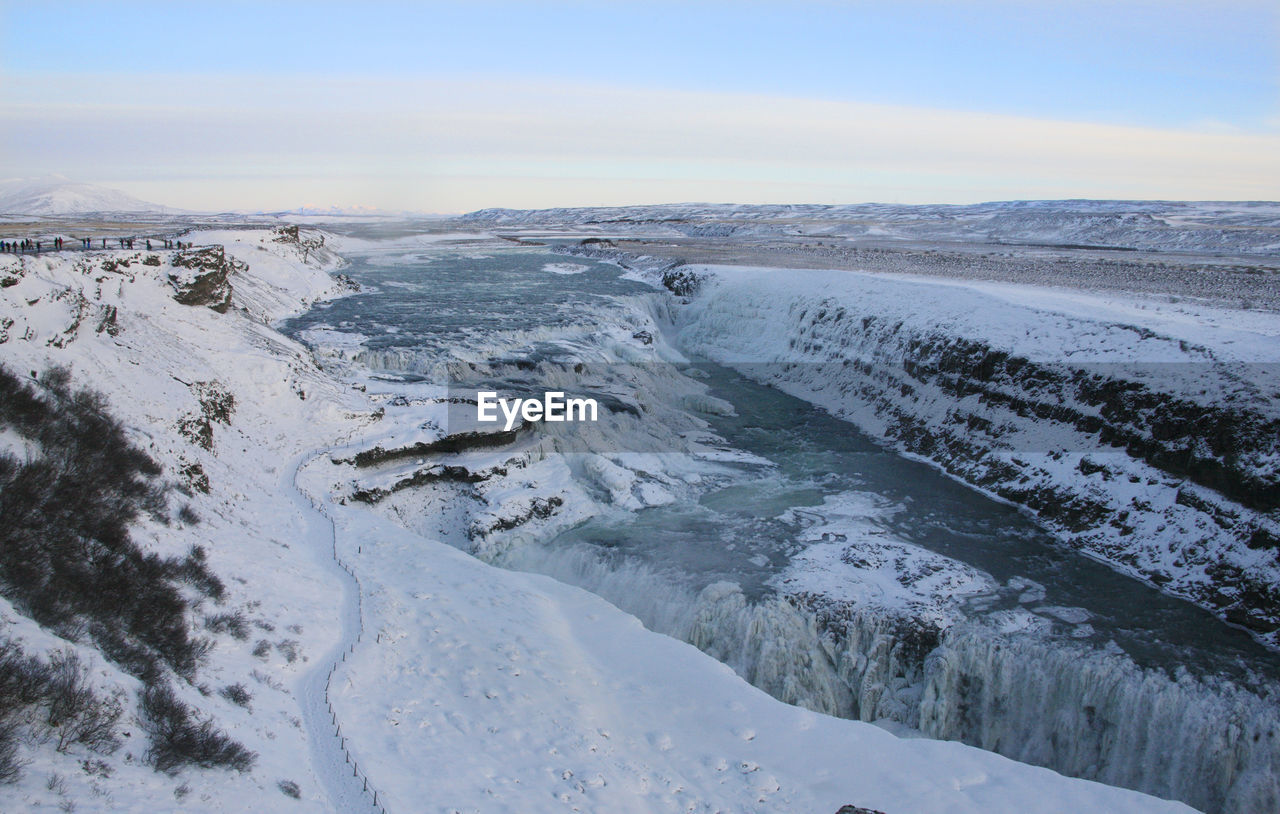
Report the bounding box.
[490,539,1280,813]
[919,629,1280,814]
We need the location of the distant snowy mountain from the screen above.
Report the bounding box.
[271,205,394,216]
[0,175,176,215]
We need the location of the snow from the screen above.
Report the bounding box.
[680,264,1280,367]
[773,493,996,624]
[0,425,39,459]
[0,228,1195,812]
[542,262,591,275]
[866,269,1280,363]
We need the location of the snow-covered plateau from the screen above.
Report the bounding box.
[462,199,1280,258]
[0,212,1274,814]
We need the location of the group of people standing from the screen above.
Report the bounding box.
[2,236,191,253]
[1,238,45,252]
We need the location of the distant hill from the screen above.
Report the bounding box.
[0,176,178,216]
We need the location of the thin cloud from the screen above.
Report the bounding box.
[3,75,1277,210]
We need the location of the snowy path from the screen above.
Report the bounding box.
[291,451,386,814]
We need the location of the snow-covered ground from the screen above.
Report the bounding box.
[0,227,1197,812]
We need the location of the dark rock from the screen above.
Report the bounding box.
[662,267,703,296]
[469,495,564,538]
[1247,527,1279,551]
[180,461,210,493]
[351,463,503,504]
[168,246,240,312]
[346,422,532,467]
[96,305,120,336]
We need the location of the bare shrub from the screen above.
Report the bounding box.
[176,503,200,525]
[0,365,211,679]
[218,683,252,710]
[45,652,123,754]
[276,640,300,663]
[176,546,225,600]
[0,643,122,782]
[205,611,249,640]
[80,759,112,778]
[141,684,255,773]
[0,722,22,784]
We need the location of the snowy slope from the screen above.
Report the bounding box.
[0,228,370,810]
[0,228,1193,812]
[0,175,176,215]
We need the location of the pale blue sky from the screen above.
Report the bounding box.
[2,1,1277,210]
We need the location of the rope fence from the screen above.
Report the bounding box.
[303,488,388,814]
